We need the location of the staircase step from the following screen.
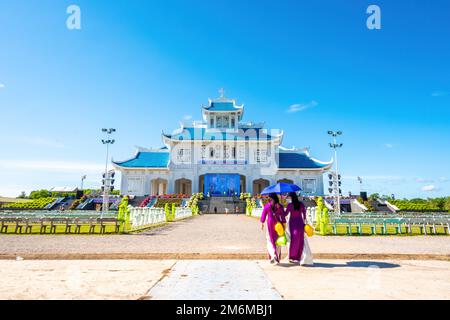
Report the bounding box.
[199,197,246,214]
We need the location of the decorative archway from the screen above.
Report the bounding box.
[253,179,270,195]
[175,178,192,195]
[151,178,168,196]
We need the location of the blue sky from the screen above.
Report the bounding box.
[0,0,449,198]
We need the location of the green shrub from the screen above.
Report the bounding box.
[2,197,55,209]
[29,190,51,199]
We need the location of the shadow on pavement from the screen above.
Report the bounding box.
[278,261,401,269]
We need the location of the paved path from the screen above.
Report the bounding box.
[0,260,175,300]
[146,261,282,300]
[260,259,450,300]
[1,259,449,300]
[0,215,449,259]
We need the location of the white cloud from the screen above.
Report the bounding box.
[287,101,318,113]
[183,115,192,120]
[431,91,448,97]
[416,178,434,183]
[0,83,4,88]
[0,160,104,173]
[385,143,394,149]
[421,185,438,192]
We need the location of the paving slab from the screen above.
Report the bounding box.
[146,260,282,300]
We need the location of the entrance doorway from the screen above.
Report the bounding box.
[253,179,270,195]
[151,178,168,196]
[204,174,240,197]
[175,178,192,195]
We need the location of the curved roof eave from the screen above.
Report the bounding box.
[112,162,169,171]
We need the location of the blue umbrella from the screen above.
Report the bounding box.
[261,182,301,195]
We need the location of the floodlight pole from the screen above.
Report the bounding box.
[328,131,343,215]
[101,128,116,218]
[80,175,86,190]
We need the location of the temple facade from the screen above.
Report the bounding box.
[113,93,332,197]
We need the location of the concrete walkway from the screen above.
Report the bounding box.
[0,215,449,259]
[1,259,449,300]
[260,259,450,300]
[145,260,282,300]
[2,215,449,300]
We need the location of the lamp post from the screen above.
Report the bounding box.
[101,128,116,217]
[80,175,87,190]
[328,130,343,214]
[357,176,363,194]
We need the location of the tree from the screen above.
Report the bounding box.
[445,197,450,212]
[29,189,51,199]
[364,201,375,212]
[410,198,426,203]
[430,198,445,211]
[17,191,27,199]
[368,193,380,201]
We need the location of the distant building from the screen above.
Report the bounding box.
[113,92,332,197]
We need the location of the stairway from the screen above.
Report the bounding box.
[201,197,246,214]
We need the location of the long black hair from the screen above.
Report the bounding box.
[268,193,280,212]
[289,192,302,211]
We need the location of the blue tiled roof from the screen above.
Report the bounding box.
[204,102,241,111]
[113,152,169,168]
[278,152,329,169]
[163,127,278,141]
[114,150,329,170]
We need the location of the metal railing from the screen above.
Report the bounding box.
[329,215,450,235]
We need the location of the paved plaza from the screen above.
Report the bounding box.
[1,259,449,300]
[0,215,449,259]
[1,215,449,300]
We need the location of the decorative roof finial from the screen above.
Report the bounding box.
[219,88,225,98]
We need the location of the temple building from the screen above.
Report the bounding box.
[113,92,332,197]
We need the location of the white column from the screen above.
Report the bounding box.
[246,175,252,194]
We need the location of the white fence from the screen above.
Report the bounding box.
[251,208,263,218]
[174,207,193,220]
[128,206,193,231]
[307,207,316,225]
[129,207,166,231]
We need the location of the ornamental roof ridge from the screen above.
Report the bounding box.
[310,156,334,166]
[136,146,169,153]
[203,100,244,110]
[278,146,310,153]
[278,146,333,166]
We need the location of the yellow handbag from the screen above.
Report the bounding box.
[304,224,314,237]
